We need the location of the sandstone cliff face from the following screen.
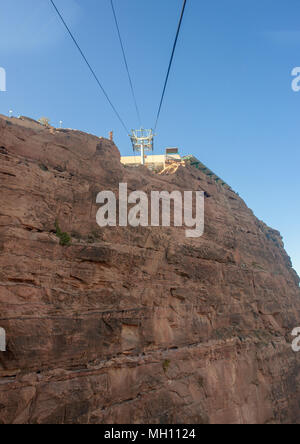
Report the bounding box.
[0,114,299,424]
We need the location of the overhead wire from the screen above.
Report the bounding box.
[50,0,187,139]
[49,0,130,134]
[110,0,142,128]
[154,0,187,131]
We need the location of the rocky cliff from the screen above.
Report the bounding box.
[0,114,299,424]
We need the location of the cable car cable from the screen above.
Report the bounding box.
[110,0,142,127]
[154,0,187,131]
[49,0,130,134]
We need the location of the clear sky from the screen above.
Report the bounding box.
[0,0,299,276]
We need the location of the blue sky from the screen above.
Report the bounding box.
[0,0,299,276]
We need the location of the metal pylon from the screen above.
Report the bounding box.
[130,128,155,165]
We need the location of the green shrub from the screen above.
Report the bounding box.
[55,220,72,246]
[162,359,171,373]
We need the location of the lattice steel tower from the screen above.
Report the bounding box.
[130,128,155,165]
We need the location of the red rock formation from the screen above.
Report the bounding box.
[0,114,299,424]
